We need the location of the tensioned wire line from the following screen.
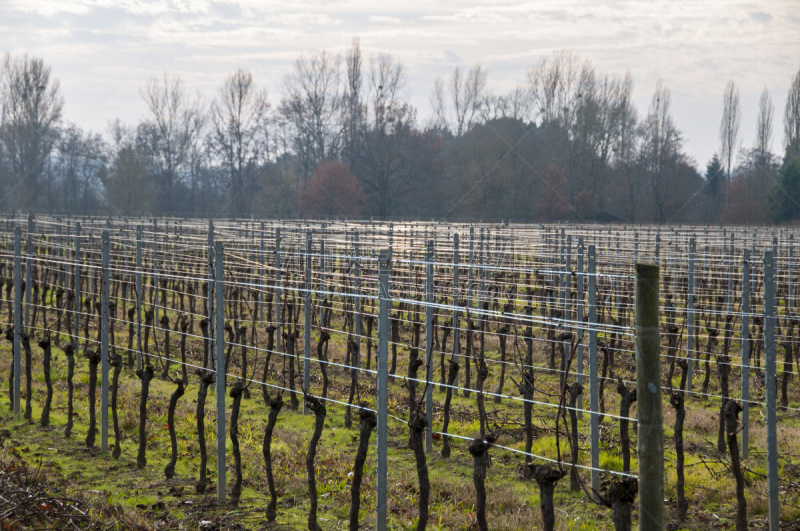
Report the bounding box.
[15,320,640,479]
[7,267,790,345]
[20,290,790,420]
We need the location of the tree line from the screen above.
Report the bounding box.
[1,41,800,223]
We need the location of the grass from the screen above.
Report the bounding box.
[1,296,799,530]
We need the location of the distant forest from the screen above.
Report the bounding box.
[2,40,800,223]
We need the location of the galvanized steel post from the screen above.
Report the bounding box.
[764,250,779,530]
[588,245,599,495]
[576,237,584,419]
[686,238,696,393]
[275,228,282,369]
[101,230,110,452]
[425,239,434,453]
[74,223,81,351]
[215,240,226,503]
[452,233,460,393]
[304,231,312,413]
[376,248,391,531]
[13,227,21,416]
[741,249,750,458]
[354,231,361,369]
[24,213,33,333]
[135,225,143,371]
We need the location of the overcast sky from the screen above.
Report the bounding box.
[2,0,799,170]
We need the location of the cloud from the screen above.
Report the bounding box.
[7,0,93,16]
[2,0,798,171]
[749,11,772,23]
[370,15,401,24]
[443,49,461,63]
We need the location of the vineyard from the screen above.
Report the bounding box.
[1,215,799,531]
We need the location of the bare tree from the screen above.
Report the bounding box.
[612,75,641,222]
[430,63,487,136]
[138,73,201,212]
[594,73,634,168]
[751,86,777,201]
[107,118,133,155]
[102,125,152,215]
[479,86,532,123]
[528,50,618,210]
[342,37,365,168]
[354,53,421,217]
[568,65,621,207]
[55,124,105,212]
[719,80,741,181]
[430,77,447,130]
[526,50,581,126]
[259,114,299,217]
[185,99,207,216]
[280,50,343,181]
[585,71,637,214]
[0,53,63,209]
[527,55,561,125]
[756,87,774,161]
[208,69,269,216]
[368,53,406,133]
[785,65,800,160]
[476,85,535,220]
[639,79,684,223]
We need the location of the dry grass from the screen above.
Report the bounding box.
[1,298,799,530]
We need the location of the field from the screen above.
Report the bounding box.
[1,216,799,530]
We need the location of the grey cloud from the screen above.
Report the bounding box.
[2,0,796,171]
[749,11,772,23]
[369,15,402,24]
[210,2,243,20]
[696,58,720,72]
[443,49,461,63]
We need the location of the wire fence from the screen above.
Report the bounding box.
[0,214,794,529]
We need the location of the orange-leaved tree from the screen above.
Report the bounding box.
[536,164,572,220]
[299,160,367,219]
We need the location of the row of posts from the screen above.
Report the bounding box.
[8,219,785,530]
[9,220,228,497]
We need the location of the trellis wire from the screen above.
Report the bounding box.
[0,214,792,530]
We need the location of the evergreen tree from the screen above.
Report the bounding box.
[706,153,724,216]
[768,156,800,222]
[786,137,800,165]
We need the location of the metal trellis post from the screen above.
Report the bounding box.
[24,213,33,333]
[215,240,226,503]
[13,227,21,417]
[588,245,599,495]
[425,239,434,453]
[354,231,361,369]
[741,249,750,458]
[686,237,696,393]
[259,223,265,322]
[275,228,282,371]
[135,225,143,371]
[452,233,460,393]
[74,223,81,349]
[764,250,779,530]
[576,237,584,419]
[304,231,312,414]
[376,248,391,531]
[207,219,215,372]
[153,222,160,356]
[101,230,110,452]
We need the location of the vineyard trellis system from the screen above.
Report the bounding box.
[1,214,797,530]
